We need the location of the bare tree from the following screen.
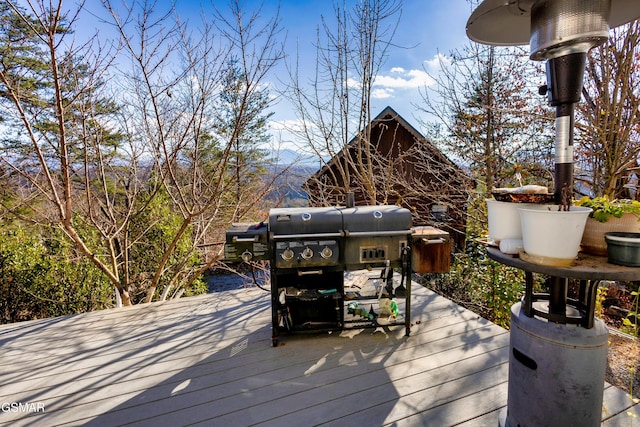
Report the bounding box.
[286,0,402,205]
[0,0,284,306]
[576,21,640,199]
[0,1,135,300]
[102,0,285,303]
[417,44,552,194]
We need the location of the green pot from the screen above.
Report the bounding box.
[604,232,640,267]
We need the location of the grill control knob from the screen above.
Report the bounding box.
[241,250,253,262]
[301,247,314,260]
[320,246,333,259]
[281,248,294,261]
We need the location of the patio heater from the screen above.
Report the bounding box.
[466,1,640,427]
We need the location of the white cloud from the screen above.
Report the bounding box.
[346,77,360,89]
[373,68,435,90]
[424,53,452,72]
[268,119,319,140]
[372,88,394,99]
[268,119,305,132]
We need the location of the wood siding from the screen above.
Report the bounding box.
[304,107,472,250]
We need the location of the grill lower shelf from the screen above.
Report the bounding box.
[271,269,410,346]
[281,291,343,330]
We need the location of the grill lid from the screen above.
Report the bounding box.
[268,205,412,237]
[225,222,268,244]
[342,206,412,234]
[269,207,343,236]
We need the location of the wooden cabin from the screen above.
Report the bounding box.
[303,106,472,250]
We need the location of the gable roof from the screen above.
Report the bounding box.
[374,105,426,143]
[306,105,455,183]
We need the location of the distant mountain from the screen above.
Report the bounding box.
[267,148,323,168]
[264,162,316,207]
[264,148,334,207]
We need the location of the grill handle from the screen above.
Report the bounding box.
[419,237,446,244]
[271,232,343,240]
[232,236,258,242]
[298,270,323,276]
[344,230,411,237]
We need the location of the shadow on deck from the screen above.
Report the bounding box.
[0,281,636,426]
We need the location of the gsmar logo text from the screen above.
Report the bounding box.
[1,402,45,413]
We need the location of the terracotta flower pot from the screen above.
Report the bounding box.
[581,213,640,256]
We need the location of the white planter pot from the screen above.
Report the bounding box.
[518,205,592,266]
[486,198,532,243]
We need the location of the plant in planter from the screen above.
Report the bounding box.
[575,196,640,222]
[574,196,640,255]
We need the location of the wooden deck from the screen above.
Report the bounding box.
[0,279,638,426]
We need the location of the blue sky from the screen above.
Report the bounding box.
[276,0,472,120]
[165,0,474,145]
[266,0,473,135]
[78,0,474,148]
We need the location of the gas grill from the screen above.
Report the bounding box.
[225,203,450,346]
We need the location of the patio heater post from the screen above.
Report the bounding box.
[544,52,586,204]
[466,1,640,426]
[543,50,587,315]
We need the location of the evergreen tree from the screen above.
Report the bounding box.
[214,58,272,220]
[420,44,552,193]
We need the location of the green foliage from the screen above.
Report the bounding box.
[575,196,640,223]
[421,239,525,329]
[466,191,490,237]
[127,188,204,302]
[595,286,607,319]
[0,227,113,323]
[183,277,208,297]
[0,186,208,322]
[622,288,640,337]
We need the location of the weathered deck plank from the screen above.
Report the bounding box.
[0,281,637,426]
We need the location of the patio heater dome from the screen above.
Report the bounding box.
[466,0,640,60]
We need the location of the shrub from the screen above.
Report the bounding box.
[420,239,525,329]
[0,227,113,323]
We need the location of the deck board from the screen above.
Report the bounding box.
[0,280,637,426]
